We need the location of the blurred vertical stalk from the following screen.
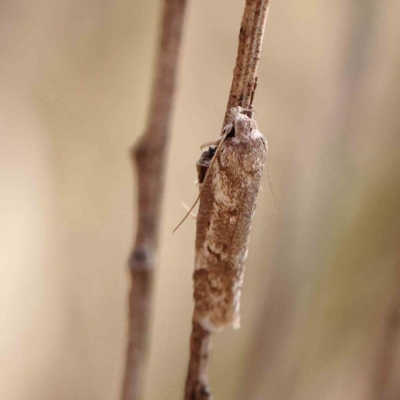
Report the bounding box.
[184,1,270,400]
[121,1,188,399]
[371,281,400,400]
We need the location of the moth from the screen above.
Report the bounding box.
[191,107,268,331]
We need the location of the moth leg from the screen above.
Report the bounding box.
[200,137,222,150]
[200,122,234,150]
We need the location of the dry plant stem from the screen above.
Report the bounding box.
[224,0,269,125]
[121,0,188,399]
[184,2,270,399]
[184,319,214,400]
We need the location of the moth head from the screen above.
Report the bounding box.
[228,107,258,138]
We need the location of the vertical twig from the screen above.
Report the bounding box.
[184,2,270,399]
[121,1,188,399]
[224,0,269,124]
[184,319,214,400]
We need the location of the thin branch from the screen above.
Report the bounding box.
[224,0,269,124]
[121,1,188,399]
[184,319,214,400]
[184,1,270,399]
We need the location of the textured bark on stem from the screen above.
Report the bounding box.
[224,0,269,124]
[184,320,214,400]
[184,1,270,399]
[121,1,188,399]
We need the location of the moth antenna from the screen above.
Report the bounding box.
[173,124,233,233]
[181,202,197,219]
[173,195,200,233]
[266,164,278,213]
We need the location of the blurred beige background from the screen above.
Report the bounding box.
[1,1,400,400]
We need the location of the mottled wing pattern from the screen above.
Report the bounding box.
[193,109,267,331]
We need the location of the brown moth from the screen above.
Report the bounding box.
[193,107,267,331]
